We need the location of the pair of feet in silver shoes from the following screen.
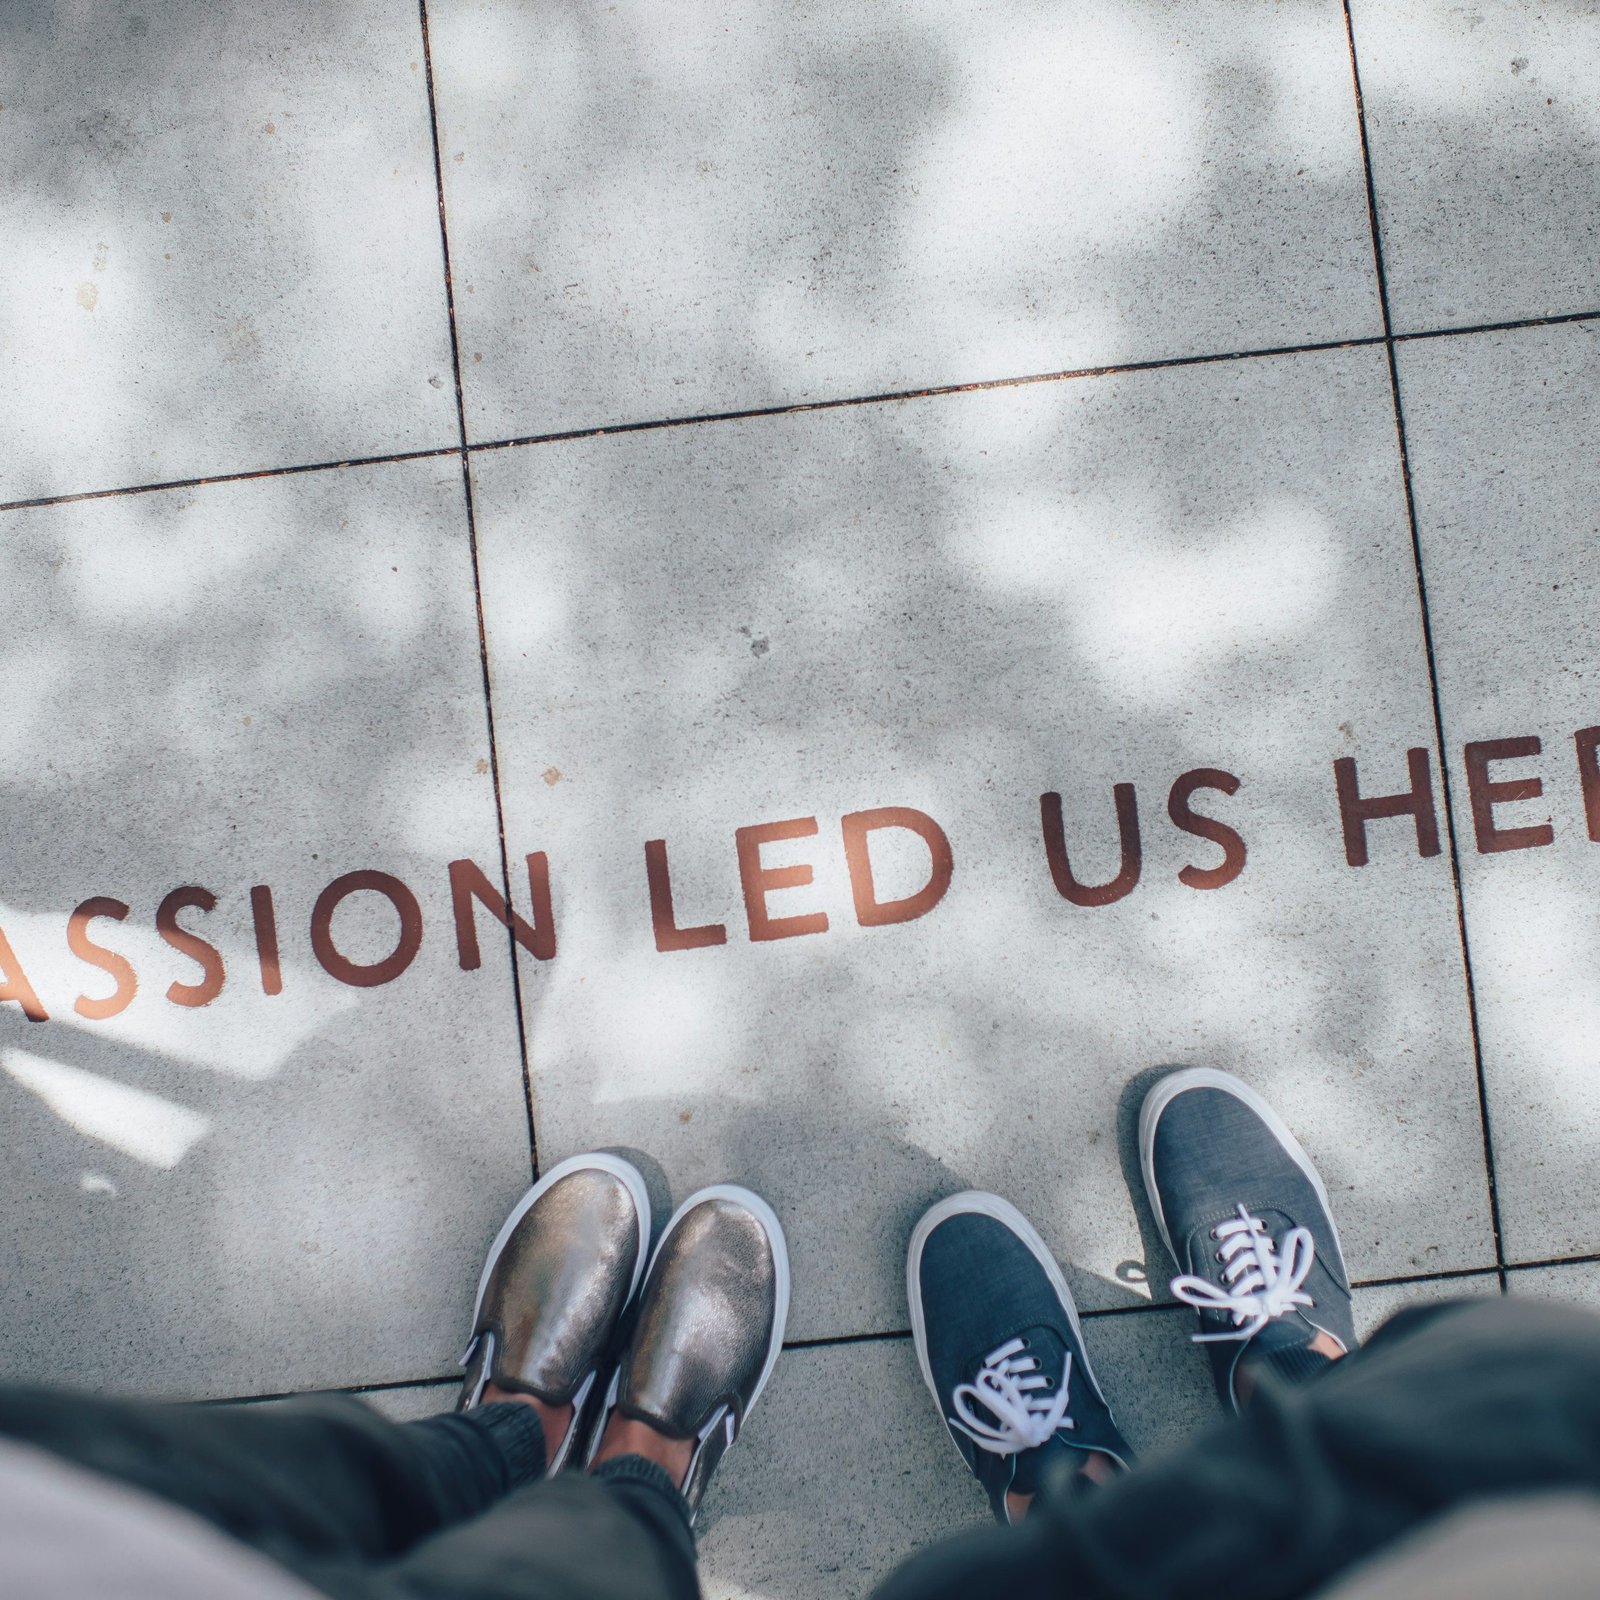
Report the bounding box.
[458,1162,788,1517]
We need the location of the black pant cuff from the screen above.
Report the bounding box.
[461,1400,547,1487]
[1245,1342,1334,1390]
[592,1452,694,1538]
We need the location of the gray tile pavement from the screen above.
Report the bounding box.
[428,0,1382,443]
[473,343,1493,1342]
[1508,1260,1600,1306]
[0,0,458,505]
[0,460,530,1398]
[1353,0,1600,331]
[3,0,1599,1591]
[1400,321,1600,1264]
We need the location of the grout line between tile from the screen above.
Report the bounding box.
[463,334,1388,455]
[7,313,1597,518]
[347,1374,461,1394]
[0,446,460,515]
[780,1263,1512,1352]
[1503,1251,1600,1276]
[784,1328,915,1352]
[1395,307,1600,344]
[1351,1265,1503,1290]
[216,1257,1565,1405]
[212,1373,462,1406]
[418,0,538,1183]
[1342,0,1507,1291]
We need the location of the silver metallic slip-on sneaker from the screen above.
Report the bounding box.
[588,1184,789,1516]
[459,1151,652,1474]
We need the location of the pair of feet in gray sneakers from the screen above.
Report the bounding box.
[457,1165,789,1516]
[459,1067,1349,1524]
[910,1067,1356,1523]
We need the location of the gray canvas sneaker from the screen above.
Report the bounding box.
[1140,1066,1357,1413]
[459,1152,652,1473]
[587,1184,790,1517]
[909,1192,1133,1524]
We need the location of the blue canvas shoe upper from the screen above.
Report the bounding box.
[908,1192,1132,1523]
[1140,1067,1357,1411]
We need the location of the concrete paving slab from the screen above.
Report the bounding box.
[1353,1272,1500,1334]
[698,1337,981,1600]
[1351,0,1600,331]
[429,0,1381,444]
[1398,322,1600,1264]
[0,0,457,504]
[473,341,1494,1345]
[0,458,531,1398]
[1508,1261,1600,1307]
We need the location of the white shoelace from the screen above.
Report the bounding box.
[1170,1203,1317,1342]
[947,1336,1074,1455]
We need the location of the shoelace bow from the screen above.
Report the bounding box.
[1170,1203,1317,1343]
[948,1336,1074,1456]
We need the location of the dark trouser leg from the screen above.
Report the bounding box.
[0,1385,543,1571]
[348,1455,700,1600]
[875,1298,1600,1600]
[0,1384,698,1600]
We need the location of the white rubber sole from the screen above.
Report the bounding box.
[470,1151,653,1332]
[647,1183,792,1426]
[1137,1066,1347,1275]
[906,1190,1113,1420]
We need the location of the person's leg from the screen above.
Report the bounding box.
[0,1384,544,1569]
[360,1184,790,1600]
[358,1460,698,1600]
[876,1295,1600,1600]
